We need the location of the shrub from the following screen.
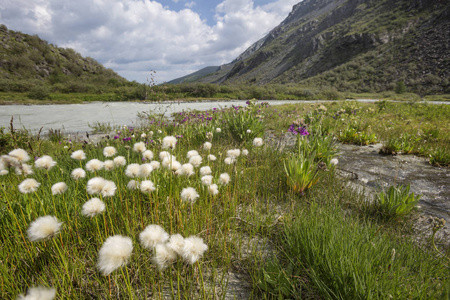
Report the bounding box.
[27,85,50,100]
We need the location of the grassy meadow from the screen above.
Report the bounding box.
[1,100,449,299]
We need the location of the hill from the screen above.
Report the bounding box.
[0,24,127,94]
[178,0,449,95]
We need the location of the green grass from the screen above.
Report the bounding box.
[1,100,449,299]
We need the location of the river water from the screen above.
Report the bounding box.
[0,100,313,134]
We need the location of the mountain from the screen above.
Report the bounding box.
[167,66,220,84]
[0,24,126,92]
[179,0,449,95]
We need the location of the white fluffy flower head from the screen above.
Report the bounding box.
[150,160,160,170]
[139,163,153,177]
[153,243,177,270]
[101,180,116,197]
[19,178,40,194]
[85,159,104,172]
[113,156,126,167]
[189,155,202,167]
[162,136,177,149]
[201,175,213,186]
[186,150,199,159]
[203,142,212,151]
[208,184,219,195]
[139,224,169,250]
[181,187,199,203]
[219,173,230,185]
[82,198,106,217]
[227,149,241,159]
[51,182,68,195]
[253,137,264,147]
[9,148,30,163]
[104,160,115,171]
[71,150,86,161]
[103,146,117,157]
[97,235,133,275]
[71,168,86,180]
[182,236,208,264]
[167,234,185,256]
[86,177,106,195]
[35,155,57,170]
[125,163,140,178]
[142,150,154,161]
[18,286,56,300]
[140,180,156,193]
[200,166,212,176]
[27,215,63,242]
[133,142,147,153]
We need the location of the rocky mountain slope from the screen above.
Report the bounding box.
[185,0,449,95]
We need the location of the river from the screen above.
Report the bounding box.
[0,100,316,134]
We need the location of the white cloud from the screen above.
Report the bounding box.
[0,0,300,83]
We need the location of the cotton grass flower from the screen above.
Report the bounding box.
[142,150,154,161]
[113,156,126,167]
[139,224,169,250]
[1,155,21,168]
[101,180,116,197]
[330,158,339,166]
[103,146,117,157]
[200,166,212,176]
[140,180,156,193]
[167,234,185,256]
[127,180,139,190]
[8,148,30,163]
[189,155,202,167]
[162,136,177,149]
[27,215,63,242]
[104,160,114,171]
[242,149,249,156]
[71,168,86,180]
[246,129,252,134]
[153,243,177,270]
[86,159,104,172]
[181,187,199,204]
[51,182,68,195]
[224,157,235,165]
[182,236,208,264]
[133,142,146,153]
[208,184,219,195]
[207,154,216,161]
[227,149,240,158]
[215,128,221,133]
[139,163,153,177]
[186,150,199,159]
[97,235,133,276]
[35,155,57,170]
[82,198,105,217]
[0,169,8,175]
[176,163,194,176]
[253,137,264,147]
[159,151,171,161]
[18,178,40,194]
[201,175,213,186]
[15,164,33,176]
[203,142,212,151]
[125,163,140,178]
[219,173,230,185]
[17,286,56,300]
[87,177,106,195]
[150,160,160,170]
[71,150,86,161]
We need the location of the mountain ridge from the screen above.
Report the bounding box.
[172,0,449,95]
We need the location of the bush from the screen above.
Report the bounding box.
[27,85,50,100]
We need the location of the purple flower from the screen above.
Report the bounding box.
[123,137,131,142]
[114,135,119,139]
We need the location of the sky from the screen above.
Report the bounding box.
[0,0,300,83]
